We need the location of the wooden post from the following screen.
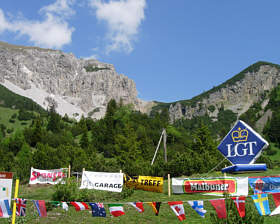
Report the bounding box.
[224,165,227,177]
[68,164,71,178]
[120,170,122,173]
[82,168,85,173]
[168,174,171,197]
[12,179,19,224]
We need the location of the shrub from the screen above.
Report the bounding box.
[52,177,134,202]
[9,118,15,123]
[210,195,264,224]
[7,128,14,133]
[208,105,215,113]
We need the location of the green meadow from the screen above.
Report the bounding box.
[2,169,280,224]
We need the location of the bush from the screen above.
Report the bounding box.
[52,177,134,202]
[6,128,14,134]
[9,118,15,123]
[210,195,264,224]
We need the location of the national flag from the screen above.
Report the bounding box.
[210,199,227,219]
[231,196,246,218]
[0,199,12,218]
[270,206,280,216]
[168,201,186,221]
[129,202,144,213]
[89,203,106,217]
[33,200,47,217]
[148,202,161,216]
[187,200,206,218]
[108,204,125,217]
[16,198,26,216]
[70,202,89,211]
[272,193,280,207]
[251,194,271,215]
[61,202,68,211]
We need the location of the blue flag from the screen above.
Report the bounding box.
[89,203,106,217]
[251,193,271,215]
[187,200,206,218]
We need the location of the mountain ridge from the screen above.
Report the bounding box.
[150,61,280,124]
[0,41,153,120]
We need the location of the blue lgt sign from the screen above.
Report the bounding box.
[218,120,269,165]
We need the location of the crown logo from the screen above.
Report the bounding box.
[232,127,248,142]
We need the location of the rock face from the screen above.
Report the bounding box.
[168,64,280,123]
[0,41,151,119]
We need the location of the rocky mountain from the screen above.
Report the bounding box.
[0,41,152,119]
[152,62,280,127]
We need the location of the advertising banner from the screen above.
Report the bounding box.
[29,168,67,185]
[217,120,269,165]
[172,177,248,196]
[80,171,123,192]
[0,172,13,204]
[249,176,280,194]
[124,175,163,193]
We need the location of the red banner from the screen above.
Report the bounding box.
[183,178,237,194]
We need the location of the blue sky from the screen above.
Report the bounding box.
[0,0,280,102]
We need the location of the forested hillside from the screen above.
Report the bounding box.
[1,87,279,182]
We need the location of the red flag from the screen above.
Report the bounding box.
[231,196,246,217]
[272,193,280,207]
[210,199,227,219]
[33,200,47,217]
[70,202,89,211]
[168,201,186,221]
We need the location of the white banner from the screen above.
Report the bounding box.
[80,171,123,192]
[172,177,248,196]
[0,172,13,205]
[29,168,67,185]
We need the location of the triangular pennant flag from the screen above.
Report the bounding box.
[148,202,161,216]
[33,200,47,217]
[129,202,144,213]
[70,202,89,211]
[272,193,280,208]
[168,201,186,221]
[0,199,12,218]
[16,198,26,217]
[50,201,60,207]
[231,196,246,218]
[251,194,271,216]
[210,199,227,219]
[187,200,206,218]
[61,202,68,211]
[89,203,106,217]
[108,204,125,217]
[270,206,280,216]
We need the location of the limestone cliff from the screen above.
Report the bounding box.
[0,41,151,119]
[165,62,280,123]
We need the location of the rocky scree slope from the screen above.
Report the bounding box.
[0,41,151,119]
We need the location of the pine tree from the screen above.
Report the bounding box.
[47,105,61,133]
[80,131,89,149]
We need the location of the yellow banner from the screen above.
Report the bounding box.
[124,175,163,193]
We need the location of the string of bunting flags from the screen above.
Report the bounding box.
[1,192,280,221]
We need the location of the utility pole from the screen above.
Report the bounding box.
[151,129,167,165]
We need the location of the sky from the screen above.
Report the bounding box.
[0,0,280,103]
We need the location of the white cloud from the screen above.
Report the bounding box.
[40,0,76,19]
[83,54,99,60]
[90,0,146,54]
[0,0,75,49]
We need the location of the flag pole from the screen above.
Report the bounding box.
[12,179,19,224]
[168,174,171,197]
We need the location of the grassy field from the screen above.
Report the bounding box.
[2,169,280,223]
[0,106,32,134]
